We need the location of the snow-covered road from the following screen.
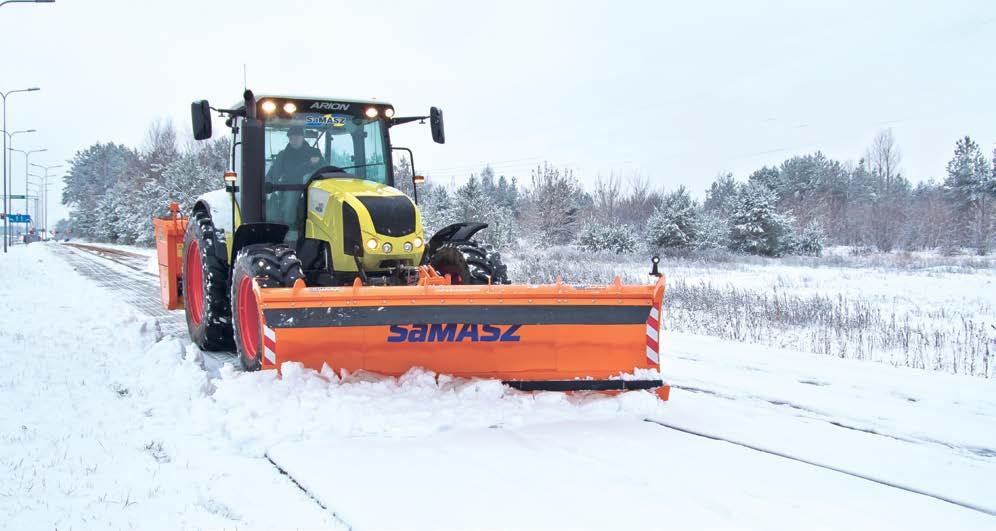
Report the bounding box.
[2,242,994,530]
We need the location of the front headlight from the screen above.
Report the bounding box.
[366,239,378,250]
[413,237,424,248]
[403,242,413,252]
[382,242,393,253]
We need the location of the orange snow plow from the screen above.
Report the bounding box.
[248,271,669,399]
[154,90,670,400]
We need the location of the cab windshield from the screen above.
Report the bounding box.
[261,114,389,241]
[263,114,389,185]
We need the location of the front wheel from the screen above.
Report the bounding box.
[230,244,304,371]
[429,240,509,285]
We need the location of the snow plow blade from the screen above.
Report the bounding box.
[252,272,669,399]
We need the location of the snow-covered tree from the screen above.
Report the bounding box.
[418,183,460,236]
[944,136,994,255]
[646,186,698,250]
[792,221,825,256]
[521,163,588,244]
[703,172,738,217]
[728,183,795,256]
[62,142,141,239]
[575,221,637,254]
[693,210,730,250]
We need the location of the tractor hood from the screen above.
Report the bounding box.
[309,178,420,237]
[305,177,426,272]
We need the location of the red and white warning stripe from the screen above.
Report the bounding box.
[262,324,277,365]
[645,302,661,364]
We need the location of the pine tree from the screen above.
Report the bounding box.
[521,163,587,244]
[576,220,637,254]
[793,221,825,256]
[694,210,730,250]
[728,183,795,256]
[62,142,141,239]
[418,184,460,236]
[944,136,994,254]
[703,173,738,217]
[646,186,698,250]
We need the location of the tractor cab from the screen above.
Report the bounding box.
[189,90,450,284]
[249,96,396,186]
[228,96,400,242]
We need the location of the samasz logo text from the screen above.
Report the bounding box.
[387,323,521,343]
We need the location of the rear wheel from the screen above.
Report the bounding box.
[230,244,304,371]
[182,209,232,350]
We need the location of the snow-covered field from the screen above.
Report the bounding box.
[510,246,996,377]
[2,243,995,529]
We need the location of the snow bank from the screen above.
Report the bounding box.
[0,245,337,530]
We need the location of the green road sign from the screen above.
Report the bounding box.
[10,194,25,199]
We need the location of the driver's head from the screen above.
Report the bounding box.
[287,126,305,148]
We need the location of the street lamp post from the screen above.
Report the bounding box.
[1,87,39,253]
[2,129,36,234]
[1,129,35,232]
[31,162,60,235]
[3,129,37,186]
[27,176,52,229]
[9,147,45,242]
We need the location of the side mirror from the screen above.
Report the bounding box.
[413,175,426,185]
[191,100,212,140]
[429,106,445,144]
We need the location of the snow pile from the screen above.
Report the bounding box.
[199,362,664,456]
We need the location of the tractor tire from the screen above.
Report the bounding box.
[230,244,304,372]
[430,240,510,285]
[182,209,233,351]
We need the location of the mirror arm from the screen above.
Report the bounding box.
[213,107,246,118]
[391,146,418,204]
[389,116,428,127]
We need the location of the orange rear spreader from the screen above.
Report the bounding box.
[252,269,670,399]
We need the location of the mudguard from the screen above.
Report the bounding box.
[425,222,488,260]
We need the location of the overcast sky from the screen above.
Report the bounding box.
[2,0,994,223]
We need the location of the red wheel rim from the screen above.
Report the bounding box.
[237,275,260,362]
[185,240,205,325]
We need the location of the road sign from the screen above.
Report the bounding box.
[10,194,25,199]
[8,214,31,223]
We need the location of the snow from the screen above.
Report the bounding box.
[2,242,995,530]
[0,244,338,530]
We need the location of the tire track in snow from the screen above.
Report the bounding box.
[52,243,236,376]
[670,383,996,459]
[644,418,996,518]
[53,243,350,525]
[266,455,353,530]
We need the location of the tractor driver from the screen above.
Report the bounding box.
[266,125,323,184]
